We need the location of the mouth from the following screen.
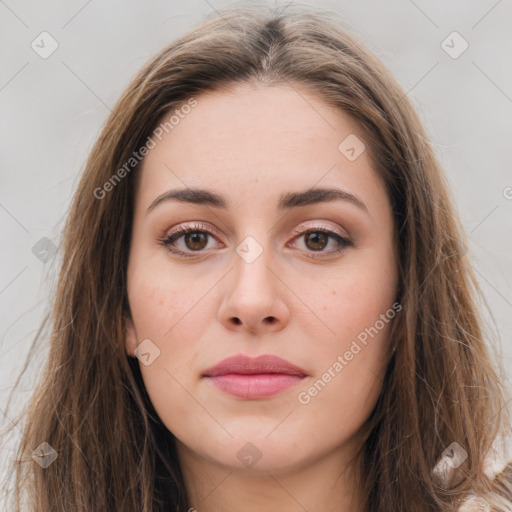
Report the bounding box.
[202,354,307,399]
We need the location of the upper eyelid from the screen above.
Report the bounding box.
[165,222,223,240]
[290,221,349,239]
[166,219,349,238]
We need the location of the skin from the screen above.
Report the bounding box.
[125,82,398,512]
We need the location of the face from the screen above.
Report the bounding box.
[125,82,398,475]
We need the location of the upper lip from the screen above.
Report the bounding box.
[202,354,307,377]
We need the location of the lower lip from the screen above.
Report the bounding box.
[206,373,304,399]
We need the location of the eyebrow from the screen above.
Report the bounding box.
[146,186,369,214]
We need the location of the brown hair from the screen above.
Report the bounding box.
[2,4,511,511]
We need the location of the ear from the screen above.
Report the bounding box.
[124,315,138,358]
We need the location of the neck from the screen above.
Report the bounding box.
[176,441,363,512]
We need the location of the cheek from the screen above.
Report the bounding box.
[295,260,397,423]
[127,269,206,420]
[316,286,394,392]
[128,258,204,340]
[294,296,395,445]
[310,262,396,348]
[126,262,204,386]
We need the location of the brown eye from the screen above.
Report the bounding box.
[290,227,354,259]
[304,232,329,251]
[183,232,208,251]
[160,223,221,257]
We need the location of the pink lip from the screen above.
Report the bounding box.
[202,354,307,399]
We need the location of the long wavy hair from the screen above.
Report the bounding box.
[2,4,511,511]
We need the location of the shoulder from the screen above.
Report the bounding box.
[456,496,491,512]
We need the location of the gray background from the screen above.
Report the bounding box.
[1,0,511,483]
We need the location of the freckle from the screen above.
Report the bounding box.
[332,290,336,295]
[159,299,164,306]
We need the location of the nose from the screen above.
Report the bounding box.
[217,241,291,335]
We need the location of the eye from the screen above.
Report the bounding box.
[289,225,354,259]
[158,222,354,259]
[159,222,222,257]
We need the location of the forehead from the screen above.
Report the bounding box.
[136,82,387,212]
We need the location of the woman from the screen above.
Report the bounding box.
[2,4,511,511]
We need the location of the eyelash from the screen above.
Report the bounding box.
[158,222,354,259]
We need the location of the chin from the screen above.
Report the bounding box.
[197,435,313,475]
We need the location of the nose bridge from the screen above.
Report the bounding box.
[232,233,277,296]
